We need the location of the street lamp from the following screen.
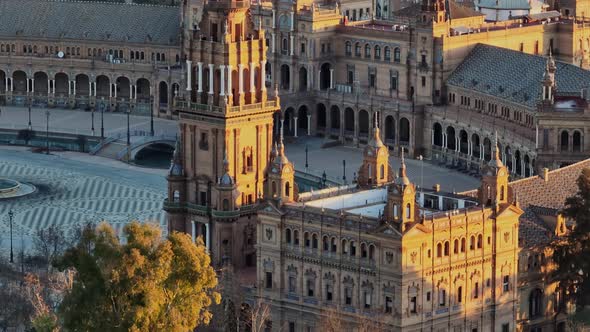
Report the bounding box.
[45,110,50,154]
[8,210,13,263]
[100,97,105,139]
[305,144,309,170]
[28,104,32,130]
[126,102,131,146]
[418,155,424,191]
[342,159,347,183]
[91,106,95,136]
[150,96,154,136]
[322,170,327,188]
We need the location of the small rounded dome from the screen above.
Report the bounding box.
[219,173,234,185]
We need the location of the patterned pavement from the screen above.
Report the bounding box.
[0,149,167,252]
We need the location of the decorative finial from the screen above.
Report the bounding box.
[493,130,500,161]
[223,148,230,172]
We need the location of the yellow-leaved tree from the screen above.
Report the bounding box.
[54,221,220,332]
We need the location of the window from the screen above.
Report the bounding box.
[477,234,483,249]
[374,45,381,59]
[453,239,459,254]
[326,284,333,301]
[286,229,292,244]
[385,296,393,313]
[289,322,295,332]
[304,232,310,247]
[437,243,442,257]
[394,47,401,62]
[503,275,510,292]
[288,275,296,293]
[199,132,209,150]
[293,230,299,245]
[519,43,524,52]
[390,75,398,91]
[439,289,446,306]
[345,41,352,56]
[502,324,510,332]
[529,289,543,318]
[345,287,353,305]
[365,44,371,58]
[410,296,417,313]
[457,286,463,303]
[421,76,426,87]
[312,234,318,249]
[307,279,314,297]
[470,236,475,250]
[369,73,376,88]
[426,291,431,301]
[355,43,361,57]
[461,238,466,252]
[323,236,329,251]
[384,47,391,61]
[331,237,337,252]
[364,291,372,309]
[300,42,306,55]
[444,241,449,256]
[265,272,273,289]
[473,282,479,299]
[350,241,356,256]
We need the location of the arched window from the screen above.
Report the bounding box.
[529,289,543,318]
[293,230,299,245]
[286,228,292,244]
[285,182,291,197]
[380,164,385,179]
[312,234,318,249]
[477,234,483,249]
[574,131,582,152]
[470,236,475,250]
[345,41,352,56]
[453,239,459,254]
[323,236,329,251]
[173,190,180,202]
[355,43,361,57]
[331,237,337,252]
[384,46,391,61]
[461,238,466,252]
[406,203,411,219]
[341,239,348,254]
[437,243,442,257]
[561,130,569,151]
[350,241,356,256]
[304,232,310,247]
[374,45,381,59]
[369,245,375,260]
[364,44,371,58]
[361,243,368,258]
[393,47,401,63]
[444,241,449,256]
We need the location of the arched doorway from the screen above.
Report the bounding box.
[298,105,308,134]
[459,130,468,154]
[345,108,354,135]
[330,105,340,133]
[12,70,27,95]
[399,118,410,144]
[524,154,531,177]
[54,72,69,96]
[33,72,48,97]
[446,126,456,150]
[284,107,295,136]
[159,81,168,106]
[471,134,480,158]
[560,130,569,152]
[280,64,290,90]
[116,76,131,100]
[483,137,492,161]
[515,150,522,176]
[75,74,89,97]
[505,146,513,171]
[385,116,395,143]
[573,131,582,152]
[299,67,307,92]
[433,123,442,147]
[96,75,110,98]
[359,110,369,137]
[316,103,326,130]
[136,78,150,102]
[320,63,331,90]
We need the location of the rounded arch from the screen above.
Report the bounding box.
[446,126,456,150]
[385,116,395,142]
[0,69,5,94]
[54,72,69,96]
[320,63,331,90]
[393,47,401,62]
[384,46,391,61]
[400,118,410,143]
[483,137,492,161]
[505,145,513,171]
[459,130,469,154]
[298,66,308,92]
[284,107,295,136]
[515,150,522,176]
[471,133,480,158]
[330,105,340,130]
[359,110,370,137]
[285,181,291,197]
[297,105,308,133]
[316,103,327,129]
[116,76,131,100]
[12,70,27,94]
[529,288,543,318]
[33,72,49,97]
[344,107,355,133]
[280,64,290,90]
[560,130,569,151]
[136,78,150,101]
[573,130,582,152]
[96,75,110,98]
[158,81,168,105]
[524,154,531,177]
[75,74,89,97]
[433,123,443,147]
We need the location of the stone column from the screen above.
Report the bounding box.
[129,83,133,99]
[204,223,210,250]
[197,62,203,93]
[114,83,117,98]
[294,117,298,137]
[307,115,311,136]
[249,62,255,93]
[317,70,321,90]
[89,81,92,96]
[186,60,192,91]
[290,35,294,56]
[4,77,8,92]
[260,60,267,91]
[329,68,334,89]
[227,64,233,99]
[271,33,276,53]
[31,79,34,94]
[480,143,484,160]
[72,81,76,96]
[219,65,226,96]
[47,79,51,95]
[272,10,276,28]
[280,118,285,138]
[290,11,294,31]
[191,220,196,243]
[308,64,313,91]
[208,64,214,95]
[238,64,244,94]
[353,110,359,146]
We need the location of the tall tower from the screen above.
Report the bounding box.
[265,132,296,203]
[166,0,279,268]
[385,150,417,232]
[479,133,509,207]
[357,118,393,188]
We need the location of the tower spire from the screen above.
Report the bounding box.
[493,131,500,161]
[396,148,410,185]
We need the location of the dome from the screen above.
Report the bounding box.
[219,172,234,186]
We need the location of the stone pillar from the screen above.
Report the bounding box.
[290,35,294,56]
[271,33,276,53]
[47,79,51,95]
[114,83,117,98]
[205,223,210,250]
[480,143,484,160]
[191,220,196,243]
[353,110,359,146]
[260,60,267,91]
[290,11,294,31]
[4,77,8,92]
[227,64,233,99]
[31,79,34,94]
[249,62,255,93]
[272,10,276,28]
[208,64,214,95]
[329,68,334,89]
[186,60,192,91]
[129,84,133,99]
[73,81,76,96]
[238,64,244,94]
[317,70,321,90]
[307,64,313,91]
[280,118,285,138]
[89,81,92,96]
[294,117,298,137]
[219,65,226,96]
[307,114,311,136]
[197,62,203,92]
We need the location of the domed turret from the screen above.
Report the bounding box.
[357,116,393,188]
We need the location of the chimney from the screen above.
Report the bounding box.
[433,184,441,192]
[541,168,549,182]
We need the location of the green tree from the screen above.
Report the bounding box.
[553,168,590,309]
[54,221,220,332]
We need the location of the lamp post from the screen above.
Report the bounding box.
[45,110,50,154]
[150,96,154,136]
[322,170,327,188]
[305,144,309,170]
[126,104,131,146]
[8,210,13,263]
[418,155,424,191]
[91,106,95,136]
[100,97,105,139]
[342,159,346,183]
[28,104,32,130]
